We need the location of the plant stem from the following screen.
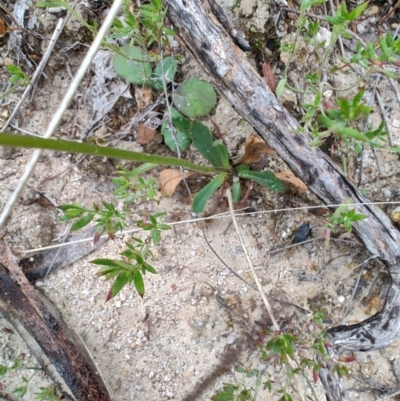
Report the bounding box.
[0,133,228,174]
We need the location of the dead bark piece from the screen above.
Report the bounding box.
[0,241,111,401]
[164,1,400,399]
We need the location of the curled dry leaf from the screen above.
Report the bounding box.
[159,169,196,197]
[262,62,277,93]
[274,169,308,193]
[237,133,275,165]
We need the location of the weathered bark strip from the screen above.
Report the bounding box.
[165,0,400,398]
[0,241,111,401]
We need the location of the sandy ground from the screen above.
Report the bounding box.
[1,0,400,400]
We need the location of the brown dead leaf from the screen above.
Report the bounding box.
[308,207,331,217]
[237,134,275,165]
[262,62,277,93]
[0,19,5,37]
[274,169,308,193]
[136,122,158,145]
[159,169,196,197]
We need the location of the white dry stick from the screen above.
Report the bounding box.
[1,18,66,132]
[226,189,280,330]
[226,189,281,331]
[226,188,307,401]
[0,0,124,229]
[375,90,394,146]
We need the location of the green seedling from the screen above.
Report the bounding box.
[59,201,127,243]
[112,164,159,204]
[92,238,158,300]
[327,200,367,234]
[35,385,57,401]
[0,65,30,101]
[1,359,58,399]
[13,376,29,398]
[109,0,175,48]
[310,89,387,152]
[136,212,171,245]
[212,311,335,401]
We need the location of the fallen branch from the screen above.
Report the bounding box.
[0,241,111,401]
[164,0,400,399]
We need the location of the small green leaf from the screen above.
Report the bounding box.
[0,365,8,376]
[133,270,145,297]
[173,78,217,117]
[162,27,176,36]
[191,122,225,166]
[213,142,230,167]
[236,165,284,192]
[211,384,237,401]
[348,2,368,21]
[113,45,153,86]
[192,172,227,213]
[232,180,241,203]
[91,258,119,267]
[153,56,178,91]
[275,78,286,98]
[112,272,129,298]
[144,263,157,274]
[71,212,95,231]
[325,15,346,25]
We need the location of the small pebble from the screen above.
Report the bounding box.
[357,23,365,34]
[226,335,235,345]
[3,57,13,66]
[364,5,379,17]
[338,295,345,303]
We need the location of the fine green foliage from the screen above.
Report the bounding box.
[172,77,218,117]
[137,212,171,244]
[109,0,173,47]
[0,65,30,101]
[327,199,368,233]
[59,201,126,243]
[92,237,160,300]
[6,65,30,86]
[211,311,350,401]
[113,45,153,85]
[13,377,29,398]
[35,385,57,401]
[112,163,158,203]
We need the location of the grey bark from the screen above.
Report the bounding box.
[164,0,400,399]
